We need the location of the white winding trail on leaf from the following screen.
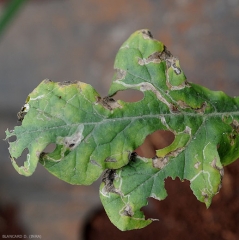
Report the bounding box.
[66,94,77,104]
[160,116,170,129]
[203,142,211,160]
[190,142,214,193]
[30,94,45,101]
[25,153,31,170]
[190,170,213,193]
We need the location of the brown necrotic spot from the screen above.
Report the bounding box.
[194,161,201,169]
[153,147,184,169]
[17,109,25,122]
[152,156,169,169]
[171,63,181,75]
[90,159,102,168]
[17,102,29,122]
[202,191,209,202]
[231,119,239,132]
[159,46,183,75]
[102,169,121,195]
[58,80,78,86]
[138,52,162,66]
[121,204,134,217]
[128,152,138,162]
[104,157,117,163]
[211,158,221,171]
[176,100,207,113]
[159,46,173,61]
[115,68,127,81]
[96,96,122,111]
[141,29,153,39]
[195,102,207,113]
[210,158,224,191]
[62,125,84,150]
[170,104,180,113]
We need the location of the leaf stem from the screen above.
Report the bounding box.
[0,0,28,38]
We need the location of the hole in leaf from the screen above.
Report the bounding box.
[113,89,144,102]
[15,148,29,167]
[7,135,17,142]
[141,178,194,224]
[135,130,175,158]
[141,197,161,220]
[42,143,57,153]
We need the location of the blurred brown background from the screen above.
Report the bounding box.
[0,0,239,239]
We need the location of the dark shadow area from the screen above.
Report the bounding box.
[0,203,27,237]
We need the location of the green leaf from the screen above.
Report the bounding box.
[5,29,239,230]
[6,79,168,185]
[99,30,239,230]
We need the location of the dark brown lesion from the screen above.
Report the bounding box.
[152,156,169,169]
[137,44,182,76]
[229,133,237,146]
[96,96,122,111]
[115,68,127,81]
[120,204,134,217]
[17,95,30,122]
[169,104,180,113]
[230,119,239,132]
[202,191,209,203]
[128,151,138,162]
[160,46,182,75]
[141,29,154,39]
[17,104,29,122]
[64,139,76,149]
[195,102,207,113]
[137,47,172,66]
[153,147,184,169]
[227,119,239,146]
[102,169,121,195]
[159,46,173,61]
[138,52,162,65]
[174,100,207,113]
[210,158,224,192]
[17,108,25,122]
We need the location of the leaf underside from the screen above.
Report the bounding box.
[5,29,239,231]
